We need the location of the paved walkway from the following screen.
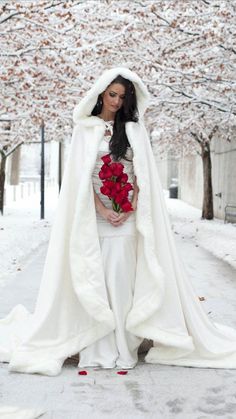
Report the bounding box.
[1,235,236,418]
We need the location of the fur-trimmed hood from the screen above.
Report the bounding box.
[73,67,150,123]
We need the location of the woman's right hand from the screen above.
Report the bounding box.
[99,207,120,225]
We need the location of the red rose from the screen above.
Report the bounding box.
[121,201,133,212]
[115,190,128,204]
[119,173,128,183]
[101,154,112,164]
[99,164,113,179]
[110,188,118,198]
[110,162,124,177]
[115,194,124,205]
[100,186,111,196]
[123,183,133,192]
[103,180,114,189]
[115,182,122,192]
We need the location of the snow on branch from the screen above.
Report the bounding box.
[0,0,235,153]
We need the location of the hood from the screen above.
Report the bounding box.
[73,67,150,124]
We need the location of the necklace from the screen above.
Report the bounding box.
[104,120,114,130]
[104,120,114,142]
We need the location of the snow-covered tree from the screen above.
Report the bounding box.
[138,0,236,219]
[0,0,235,217]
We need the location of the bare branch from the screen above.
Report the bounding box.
[0,11,22,25]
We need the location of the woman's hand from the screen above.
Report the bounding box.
[111,211,131,226]
[100,208,131,226]
[99,207,120,225]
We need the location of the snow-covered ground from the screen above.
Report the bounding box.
[165,191,236,270]
[0,187,236,285]
[0,184,58,284]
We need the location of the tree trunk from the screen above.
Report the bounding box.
[201,143,214,219]
[10,146,21,185]
[0,154,7,215]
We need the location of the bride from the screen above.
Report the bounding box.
[1,67,236,376]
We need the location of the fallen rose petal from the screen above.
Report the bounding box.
[78,370,88,375]
[117,371,128,375]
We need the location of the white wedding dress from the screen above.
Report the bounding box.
[78,120,143,369]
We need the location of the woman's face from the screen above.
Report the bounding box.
[101,83,126,114]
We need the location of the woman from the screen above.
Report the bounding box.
[1,67,236,376]
[78,75,143,369]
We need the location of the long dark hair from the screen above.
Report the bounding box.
[91,75,139,160]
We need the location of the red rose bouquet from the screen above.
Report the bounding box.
[98,154,134,213]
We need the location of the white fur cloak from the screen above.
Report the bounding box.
[1,67,236,376]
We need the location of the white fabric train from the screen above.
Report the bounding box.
[1,67,236,376]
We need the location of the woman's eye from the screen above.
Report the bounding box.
[109,92,125,99]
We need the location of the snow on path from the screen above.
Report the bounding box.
[165,192,236,271]
[0,185,58,285]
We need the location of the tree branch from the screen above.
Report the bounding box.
[219,44,236,55]
[0,11,22,25]
[190,131,202,145]
[5,141,23,157]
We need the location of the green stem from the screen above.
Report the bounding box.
[112,199,120,213]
